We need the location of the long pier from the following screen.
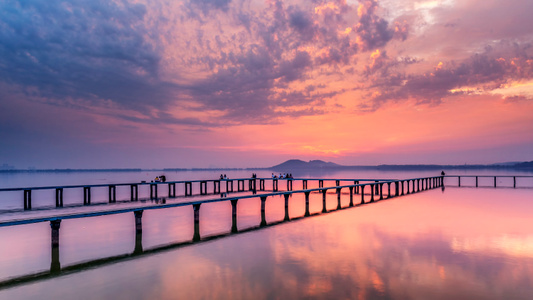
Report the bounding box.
[444,175,533,188]
[0,175,446,288]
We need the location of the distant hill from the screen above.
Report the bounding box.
[514,161,533,169]
[269,159,533,171]
[271,159,342,170]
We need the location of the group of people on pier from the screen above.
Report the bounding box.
[219,174,228,179]
[272,173,293,179]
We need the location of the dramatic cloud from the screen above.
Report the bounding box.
[1,0,533,168]
[362,43,533,109]
[0,0,172,111]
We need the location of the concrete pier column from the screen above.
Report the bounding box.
[336,188,342,210]
[133,210,143,254]
[55,188,63,207]
[322,190,327,213]
[305,192,310,216]
[401,181,404,195]
[260,179,265,191]
[185,182,192,196]
[360,185,365,204]
[226,180,233,193]
[387,183,391,198]
[238,180,244,192]
[417,179,420,192]
[231,200,238,233]
[83,187,91,205]
[395,181,399,196]
[370,184,375,202]
[374,181,379,196]
[193,204,201,241]
[349,187,354,207]
[134,210,143,234]
[168,183,175,198]
[150,184,158,200]
[50,219,61,273]
[134,230,143,254]
[260,197,267,226]
[287,179,293,191]
[200,181,207,195]
[494,176,497,188]
[131,184,139,201]
[475,176,478,187]
[458,176,461,187]
[23,189,32,210]
[273,179,278,192]
[109,185,116,203]
[284,194,290,221]
[336,180,340,187]
[214,181,220,194]
[303,180,308,190]
[379,183,383,200]
[319,180,323,188]
[514,177,516,188]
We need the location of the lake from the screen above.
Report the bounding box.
[0,169,532,299]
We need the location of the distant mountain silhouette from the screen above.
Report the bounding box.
[269,159,533,171]
[271,159,342,170]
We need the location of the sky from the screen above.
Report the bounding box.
[0,0,532,169]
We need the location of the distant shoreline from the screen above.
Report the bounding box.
[1,162,532,173]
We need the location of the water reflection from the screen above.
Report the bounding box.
[1,186,533,299]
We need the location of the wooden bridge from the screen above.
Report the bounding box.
[1,174,531,288]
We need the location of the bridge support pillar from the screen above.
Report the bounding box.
[304,192,310,217]
[303,180,307,190]
[200,181,207,195]
[370,184,375,202]
[231,200,238,233]
[379,183,383,200]
[354,181,359,194]
[133,210,143,254]
[287,179,293,191]
[55,188,63,207]
[238,180,244,192]
[150,184,158,200]
[168,183,175,198]
[361,185,365,204]
[84,187,91,205]
[259,179,265,191]
[50,219,61,273]
[131,184,138,201]
[322,190,327,213]
[387,183,391,198]
[514,177,516,188]
[349,187,354,207]
[260,197,267,226]
[319,180,323,188]
[185,182,192,196]
[273,179,278,192]
[336,188,342,210]
[109,185,116,203]
[214,181,220,194]
[193,204,201,241]
[24,189,32,210]
[284,194,290,221]
[226,180,233,193]
[494,176,497,188]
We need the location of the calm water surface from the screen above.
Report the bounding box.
[0,169,532,299]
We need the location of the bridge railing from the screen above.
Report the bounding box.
[444,175,533,188]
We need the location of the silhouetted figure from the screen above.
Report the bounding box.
[441,171,445,176]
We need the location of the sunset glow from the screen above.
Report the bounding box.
[0,0,532,168]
